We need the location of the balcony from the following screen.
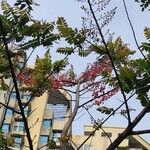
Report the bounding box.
[40,126,50,135]
[14,114,22,120]
[11,129,24,136]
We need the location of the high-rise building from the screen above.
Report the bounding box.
[0,86,72,150]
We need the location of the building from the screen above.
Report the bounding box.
[0,86,72,150]
[72,125,150,150]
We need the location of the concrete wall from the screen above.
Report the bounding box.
[72,126,129,150]
[23,92,49,150]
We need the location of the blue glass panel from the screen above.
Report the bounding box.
[2,124,10,133]
[40,136,49,145]
[10,91,16,101]
[14,137,22,148]
[6,109,13,117]
[14,121,24,132]
[43,120,52,128]
[21,94,31,100]
[52,131,61,144]
[46,104,68,120]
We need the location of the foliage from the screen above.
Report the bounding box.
[56,17,86,55]
[119,29,150,106]
[0,1,60,90]
[0,132,6,149]
[135,0,150,11]
[48,140,57,149]
[18,51,68,96]
[1,0,150,150]
[97,106,114,115]
[117,147,129,150]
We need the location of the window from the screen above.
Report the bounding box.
[101,132,112,137]
[18,62,24,69]
[46,104,68,120]
[6,109,13,117]
[77,144,93,150]
[14,137,22,148]
[21,94,31,100]
[10,91,16,101]
[22,105,29,116]
[40,135,49,145]
[84,131,95,136]
[42,119,52,128]
[14,121,24,132]
[52,131,62,144]
[2,124,10,133]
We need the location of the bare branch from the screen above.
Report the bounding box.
[87,0,131,124]
[0,19,33,150]
[106,105,150,150]
[131,130,150,135]
[61,81,81,149]
[0,101,21,114]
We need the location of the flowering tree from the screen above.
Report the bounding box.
[1,0,149,150]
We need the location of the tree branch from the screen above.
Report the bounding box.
[0,101,21,114]
[79,87,118,108]
[131,129,150,135]
[106,105,150,150]
[77,92,136,149]
[87,0,131,124]
[61,81,81,150]
[0,19,33,150]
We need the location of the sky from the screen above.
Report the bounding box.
[1,0,150,143]
[29,0,150,142]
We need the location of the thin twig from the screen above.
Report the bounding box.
[122,0,150,64]
[77,92,136,149]
[87,0,131,124]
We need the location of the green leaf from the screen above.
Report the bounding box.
[97,106,114,115]
[57,47,74,55]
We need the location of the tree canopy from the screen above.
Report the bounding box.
[0,0,150,150]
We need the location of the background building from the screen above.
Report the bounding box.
[0,86,71,150]
[72,125,150,150]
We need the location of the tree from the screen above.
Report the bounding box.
[0,0,150,150]
[74,0,150,150]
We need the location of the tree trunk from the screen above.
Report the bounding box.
[61,82,80,150]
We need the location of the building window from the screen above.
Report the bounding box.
[6,109,13,117]
[77,144,93,150]
[21,94,31,101]
[22,105,29,116]
[14,137,22,148]
[46,104,68,120]
[10,91,16,101]
[52,131,62,144]
[42,119,52,129]
[2,124,10,133]
[101,132,112,137]
[18,62,24,69]
[84,131,95,136]
[14,121,24,132]
[40,135,49,145]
